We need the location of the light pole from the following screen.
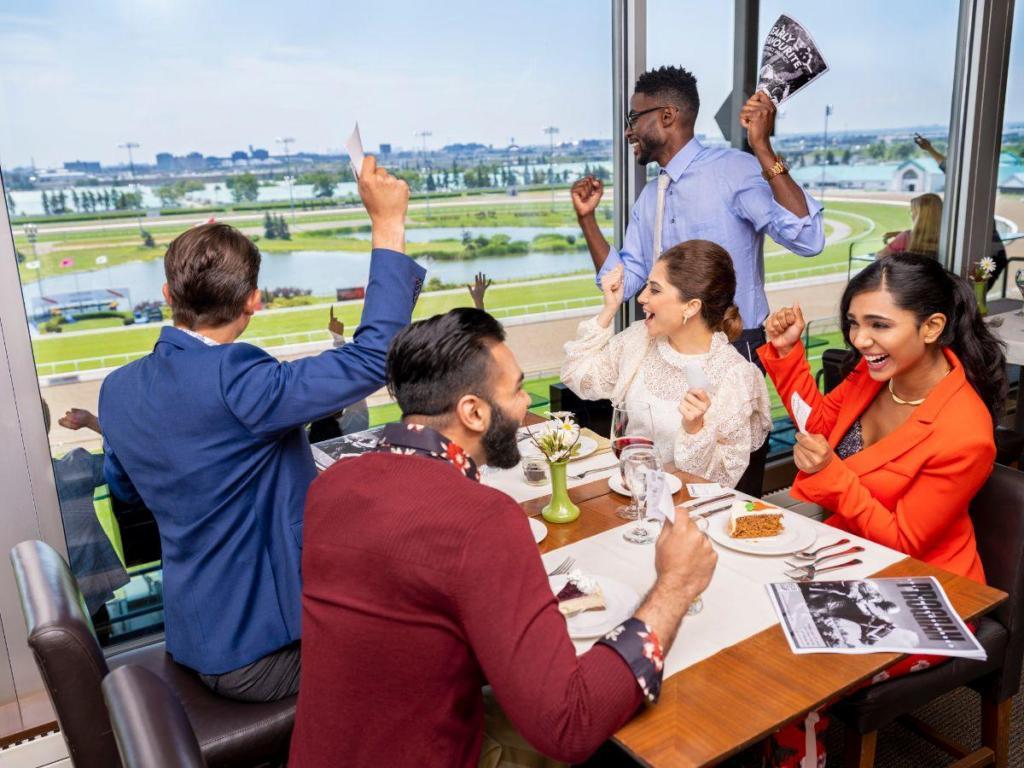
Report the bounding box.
[415,130,433,217]
[118,141,144,234]
[25,223,43,306]
[275,136,296,222]
[819,105,832,200]
[543,126,559,210]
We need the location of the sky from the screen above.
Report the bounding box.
[0,0,1020,168]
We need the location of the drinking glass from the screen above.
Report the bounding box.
[622,451,659,544]
[616,443,658,520]
[610,403,655,519]
[1015,269,1024,316]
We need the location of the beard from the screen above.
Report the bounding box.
[481,397,522,469]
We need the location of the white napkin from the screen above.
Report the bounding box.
[686,482,723,497]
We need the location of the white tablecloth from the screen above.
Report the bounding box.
[988,310,1024,365]
[482,445,620,503]
[538,508,906,679]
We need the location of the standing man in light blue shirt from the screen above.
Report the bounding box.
[572,66,825,362]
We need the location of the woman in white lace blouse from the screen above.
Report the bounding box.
[561,239,771,487]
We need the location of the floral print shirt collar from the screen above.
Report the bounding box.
[375,422,480,482]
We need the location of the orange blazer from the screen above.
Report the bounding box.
[760,341,993,584]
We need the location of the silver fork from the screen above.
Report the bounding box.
[570,464,617,480]
[784,558,862,582]
[784,546,864,571]
[788,538,852,561]
[547,556,575,577]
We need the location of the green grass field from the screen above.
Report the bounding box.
[27,196,904,374]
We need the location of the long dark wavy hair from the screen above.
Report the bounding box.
[839,253,1007,423]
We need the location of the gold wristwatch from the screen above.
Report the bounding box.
[762,157,788,181]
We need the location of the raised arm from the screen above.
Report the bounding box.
[732,93,824,257]
[222,157,426,438]
[759,304,854,437]
[561,266,631,401]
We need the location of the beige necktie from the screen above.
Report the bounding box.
[652,172,670,259]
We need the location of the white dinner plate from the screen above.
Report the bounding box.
[549,574,640,639]
[607,472,682,497]
[529,516,547,544]
[705,503,817,556]
[518,434,600,462]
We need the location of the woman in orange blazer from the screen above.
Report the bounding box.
[758,254,1008,767]
[760,254,1006,585]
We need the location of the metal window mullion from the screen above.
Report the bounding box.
[612,0,646,331]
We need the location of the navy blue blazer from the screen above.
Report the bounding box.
[100,248,424,674]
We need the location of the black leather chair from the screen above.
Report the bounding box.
[103,665,206,768]
[11,539,295,768]
[834,464,1024,767]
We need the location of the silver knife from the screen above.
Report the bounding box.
[690,503,733,520]
[681,492,735,511]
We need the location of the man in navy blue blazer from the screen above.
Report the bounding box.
[100,157,425,701]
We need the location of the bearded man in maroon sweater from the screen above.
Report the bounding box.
[289,308,717,767]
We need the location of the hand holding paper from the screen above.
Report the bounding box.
[684,361,711,394]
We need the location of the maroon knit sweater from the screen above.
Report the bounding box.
[288,451,642,767]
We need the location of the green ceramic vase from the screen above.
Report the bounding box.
[541,460,580,524]
[973,280,988,317]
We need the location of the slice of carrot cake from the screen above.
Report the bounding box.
[728,500,784,538]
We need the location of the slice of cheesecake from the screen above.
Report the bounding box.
[556,570,606,616]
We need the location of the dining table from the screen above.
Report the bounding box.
[482,417,1009,767]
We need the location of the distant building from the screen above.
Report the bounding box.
[184,152,204,171]
[155,153,174,171]
[205,156,222,169]
[251,148,269,160]
[791,157,945,193]
[231,150,248,162]
[379,143,392,155]
[63,160,101,173]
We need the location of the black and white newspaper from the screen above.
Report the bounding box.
[310,425,386,469]
[756,15,829,106]
[767,577,986,659]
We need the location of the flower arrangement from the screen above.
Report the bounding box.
[970,257,997,284]
[528,411,582,463]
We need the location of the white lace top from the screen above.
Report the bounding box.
[561,317,772,488]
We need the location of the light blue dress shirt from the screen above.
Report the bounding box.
[597,137,825,329]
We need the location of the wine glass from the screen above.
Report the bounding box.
[1015,269,1024,316]
[610,403,656,519]
[622,451,659,544]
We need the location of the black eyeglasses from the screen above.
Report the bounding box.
[625,105,672,129]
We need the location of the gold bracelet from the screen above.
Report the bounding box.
[762,158,788,181]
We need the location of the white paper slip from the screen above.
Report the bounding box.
[345,122,365,178]
[686,482,723,497]
[644,469,676,524]
[684,361,711,393]
[790,392,812,435]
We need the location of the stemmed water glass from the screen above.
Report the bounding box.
[622,450,659,544]
[1015,269,1024,316]
[610,403,655,520]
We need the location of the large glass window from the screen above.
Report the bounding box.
[995,1,1024,303]
[1,1,612,648]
